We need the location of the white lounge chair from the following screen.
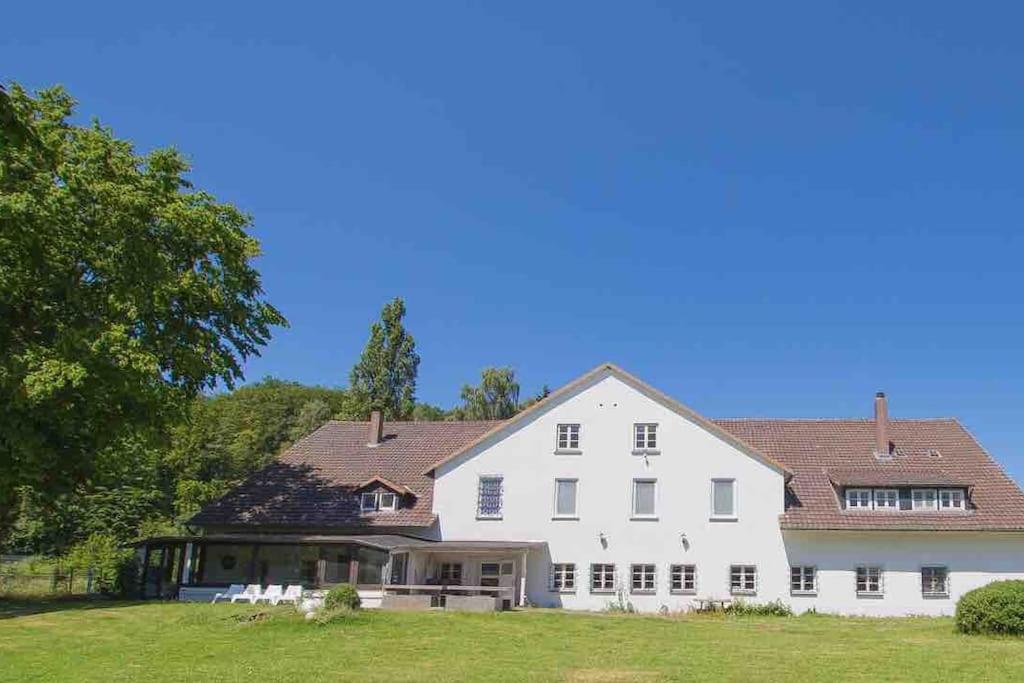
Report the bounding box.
[255,584,283,604]
[276,585,303,606]
[211,584,245,604]
[230,584,262,604]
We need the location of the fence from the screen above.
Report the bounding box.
[0,565,96,596]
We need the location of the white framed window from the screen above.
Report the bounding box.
[477,476,504,519]
[873,489,898,510]
[632,479,657,518]
[551,563,576,592]
[630,564,656,593]
[553,479,578,518]
[670,564,697,594]
[912,489,938,511]
[790,566,817,595]
[730,565,757,595]
[633,423,659,453]
[846,488,873,509]
[556,424,581,452]
[439,562,462,585]
[711,479,737,519]
[938,489,965,510]
[856,566,883,595]
[921,566,949,597]
[590,563,615,593]
[361,491,398,512]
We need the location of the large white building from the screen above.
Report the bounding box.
[152,363,1024,616]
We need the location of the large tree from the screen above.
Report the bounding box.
[348,298,420,419]
[459,367,522,420]
[0,84,286,544]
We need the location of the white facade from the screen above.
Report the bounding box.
[431,368,1024,615]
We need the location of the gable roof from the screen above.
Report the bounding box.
[424,362,791,477]
[190,420,498,530]
[715,418,1024,531]
[356,476,416,496]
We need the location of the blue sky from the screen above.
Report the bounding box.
[6,3,1023,482]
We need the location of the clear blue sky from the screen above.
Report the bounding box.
[6,3,1023,482]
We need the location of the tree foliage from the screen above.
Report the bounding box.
[348,298,420,419]
[459,367,522,420]
[0,84,286,543]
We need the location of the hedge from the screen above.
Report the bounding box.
[324,583,361,610]
[955,580,1024,635]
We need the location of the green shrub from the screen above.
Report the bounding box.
[323,583,361,610]
[65,533,137,595]
[724,598,793,617]
[312,606,362,625]
[955,580,1024,635]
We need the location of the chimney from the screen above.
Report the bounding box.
[368,410,383,447]
[874,392,890,458]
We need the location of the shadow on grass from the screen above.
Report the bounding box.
[0,595,149,620]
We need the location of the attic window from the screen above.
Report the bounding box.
[361,491,398,513]
[928,449,942,458]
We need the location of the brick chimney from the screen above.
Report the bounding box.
[368,410,384,447]
[874,392,891,458]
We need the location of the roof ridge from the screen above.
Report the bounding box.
[712,417,959,423]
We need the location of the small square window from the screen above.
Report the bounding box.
[670,564,696,593]
[921,566,949,597]
[551,563,576,592]
[556,424,581,451]
[856,566,883,595]
[378,492,397,511]
[632,479,657,518]
[360,492,378,512]
[846,489,873,509]
[873,489,898,510]
[633,423,658,452]
[912,489,937,511]
[730,565,757,595]
[790,566,816,594]
[630,564,656,593]
[590,563,615,592]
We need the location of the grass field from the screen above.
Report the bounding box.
[1,599,1023,682]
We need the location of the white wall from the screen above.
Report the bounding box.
[433,372,791,611]
[783,530,1024,616]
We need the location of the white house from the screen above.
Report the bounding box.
[153,363,1024,616]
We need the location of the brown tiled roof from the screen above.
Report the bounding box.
[190,420,498,530]
[714,418,1024,531]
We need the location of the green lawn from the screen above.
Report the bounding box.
[1,599,1023,681]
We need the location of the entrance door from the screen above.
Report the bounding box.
[479,560,515,608]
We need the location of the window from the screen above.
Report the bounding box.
[921,566,949,597]
[730,565,757,594]
[591,563,615,592]
[556,424,581,451]
[477,476,503,518]
[554,479,578,518]
[360,491,397,513]
[633,423,658,452]
[439,562,462,585]
[711,479,736,518]
[632,479,657,518]
[874,489,898,510]
[912,489,937,511]
[630,564,656,593]
[938,489,965,510]
[846,488,873,509]
[551,563,576,591]
[790,566,817,595]
[670,565,697,593]
[856,566,883,595]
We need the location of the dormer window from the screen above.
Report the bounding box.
[846,488,873,509]
[556,424,581,453]
[361,491,398,513]
[912,489,938,511]
[939,489,965,510]
[633,423,659,454]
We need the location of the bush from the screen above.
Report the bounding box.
[65,533,138,596]
[323,583,361,610]
[955,580,1024,635]
[724,598,793,617]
